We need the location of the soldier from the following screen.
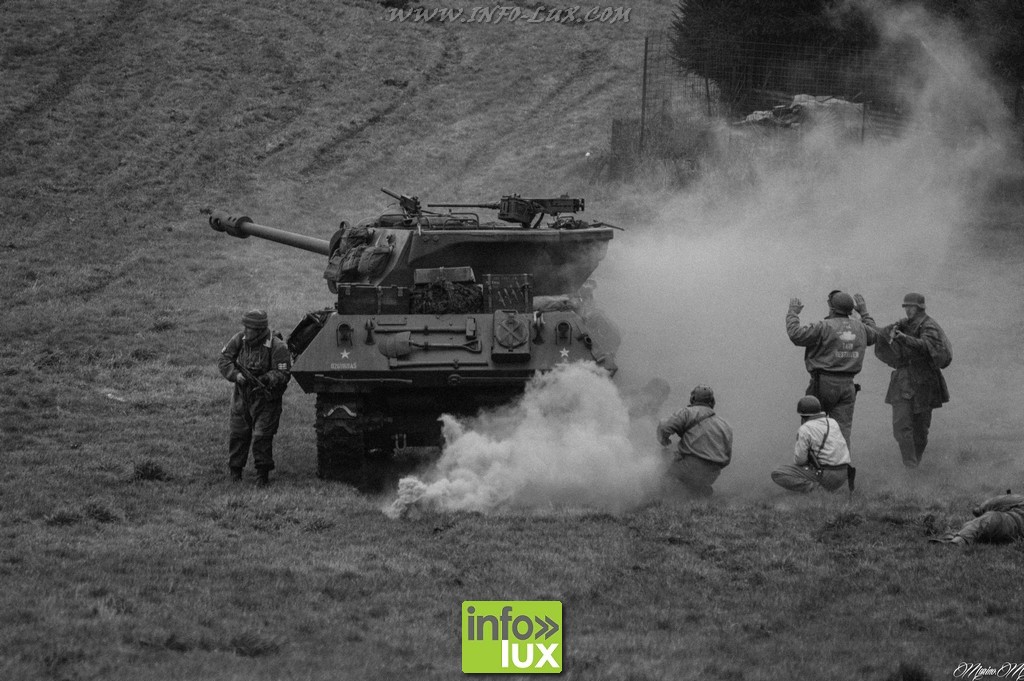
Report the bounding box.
[872,293,951,469]
[771,396,855,494]
[657,385,733,498]
[931,492,1024,546]
[786,290,878,450]
[218,309,291,486]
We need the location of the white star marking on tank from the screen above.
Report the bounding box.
[340,350,350,359]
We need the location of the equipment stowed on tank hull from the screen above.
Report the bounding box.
[210,189,622,491]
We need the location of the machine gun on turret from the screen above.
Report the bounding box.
[429,194,585,228]
[381,188,430,219]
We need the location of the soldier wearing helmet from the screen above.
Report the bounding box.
[931,492,1024,546]
[218,309,292,486]
[786,289,878,450]
[771,396,855,493]
[872,292,951,468]
[656,385,734,498]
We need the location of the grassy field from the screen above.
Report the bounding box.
[2,1,1024,679]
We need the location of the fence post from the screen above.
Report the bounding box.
[639,36,649,159]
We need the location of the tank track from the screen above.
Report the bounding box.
[314,394,390,492]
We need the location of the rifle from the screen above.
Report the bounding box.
[234,361,272,397]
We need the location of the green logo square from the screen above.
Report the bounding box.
[461,600,563,674]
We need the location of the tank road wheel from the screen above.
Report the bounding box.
[314,395,382,492]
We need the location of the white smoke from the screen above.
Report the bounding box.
[385,362,666,517]
[600,3,1023,495]
[387,3,1023,516]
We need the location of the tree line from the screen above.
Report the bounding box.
[671,0,1024,115]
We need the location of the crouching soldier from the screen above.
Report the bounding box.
[772,396,856,494]
[932,492,1024,546]
[657,385,733,498]
[218,309,291,486]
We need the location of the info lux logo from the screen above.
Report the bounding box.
[461,601,562,673]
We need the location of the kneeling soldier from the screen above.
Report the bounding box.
[657,385,734,498]
[772,395,856,494]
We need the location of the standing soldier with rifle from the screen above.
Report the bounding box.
[872,292,951,469]
[218,309,291,486]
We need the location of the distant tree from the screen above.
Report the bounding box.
[672,0,1024,117]
[899,0,1024,81]
[962,0,1024,82]
[671,0,877,114]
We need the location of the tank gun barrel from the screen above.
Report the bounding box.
[209,210,331,256]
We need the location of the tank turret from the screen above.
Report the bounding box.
[210,189,622,491]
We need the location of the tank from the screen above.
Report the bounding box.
[210,189,622,491]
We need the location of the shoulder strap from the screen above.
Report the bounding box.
[227,331,244,360]
[689,410,715,430]
[807,417,830,472]
[677,409,716,435]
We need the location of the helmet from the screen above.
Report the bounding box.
[797,395,823,415]
[901,292,926,309]
[689,385,715,407]
[241,309,269,329]
[829,291,855,315]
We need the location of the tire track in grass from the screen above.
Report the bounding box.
[298,29,465,177]
[453,49,620,179]
[0,0,147,145]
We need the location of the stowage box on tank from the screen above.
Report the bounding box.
[210,189,622,491]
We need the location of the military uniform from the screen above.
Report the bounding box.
[786,293,877,449]
[941,494,1024,545]
[657,387,733,498]
[772,412,852,493]
[874,295,950,468]
[218,310,291,484]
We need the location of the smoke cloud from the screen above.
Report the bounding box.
[387,3,1023,515]
[386,362,667,517]
[601,2,1023,496]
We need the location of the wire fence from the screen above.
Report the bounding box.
[605,32,1024,180]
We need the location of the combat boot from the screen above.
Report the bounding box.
[256,469,270,487]
[229,468,243,482]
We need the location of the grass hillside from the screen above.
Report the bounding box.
[2,1,1024,680]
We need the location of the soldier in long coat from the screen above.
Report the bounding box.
[873,293,950,468]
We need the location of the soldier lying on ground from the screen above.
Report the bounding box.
[931,492,1024,546]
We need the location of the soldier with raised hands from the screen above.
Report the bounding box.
[786,290,878,451]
